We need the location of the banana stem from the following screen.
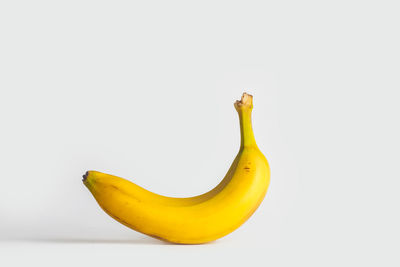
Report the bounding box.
[238,109,257,148]
[235,93,257,149]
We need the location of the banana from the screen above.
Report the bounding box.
[83,93,270,244]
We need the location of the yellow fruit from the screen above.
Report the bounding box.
[83,93,270,244]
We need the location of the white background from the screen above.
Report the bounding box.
[0,0,399,266]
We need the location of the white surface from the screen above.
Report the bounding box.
[0,0,399,266]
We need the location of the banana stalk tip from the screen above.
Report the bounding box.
[234,92,253,110]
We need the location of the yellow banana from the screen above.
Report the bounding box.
[83,93,270,244]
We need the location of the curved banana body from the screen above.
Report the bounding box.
[83,93,270,244]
